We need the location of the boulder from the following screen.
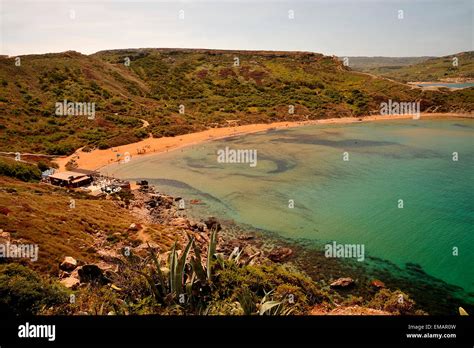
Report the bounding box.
[60,276,80,290]
[58,270,70,279]
[330,277,355,288]
[218,239,241,254]
[128,223,141,232]
[145,200,157,208]
[238,234,255,241]
[268,247,293,263]
[196,222,207,232]
[189,220,207,232]
[204,217,221,232]
[78,264,109,285]
[370,279,386,289]
[154,195,174,208]
[60,256,77,272]
[0,230,11,243]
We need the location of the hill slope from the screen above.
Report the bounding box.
[0,175,430,316]
[0,49,473,155]
[342,56,432,73]
[351,52,474,83]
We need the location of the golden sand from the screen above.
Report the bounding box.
[54,113,472,172]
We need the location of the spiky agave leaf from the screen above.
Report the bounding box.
[97,301,106,315]
[280,305,295,315]
[234,249,243,264]
[207,228,218,279]
[190,236,207,282]
[169,242,178,294]
[236,287,256,315]
[129,265,162,301]
[185,271,195,304]
[215,253,226,268]
[174,237,194,295]
[229,247,240,260]
[258,289,291,315]
[259,300,283,316]
[244,251,260,266]
[147,242,167,296]
[191,257,207,283]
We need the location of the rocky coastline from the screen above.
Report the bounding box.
[55,182,300,293]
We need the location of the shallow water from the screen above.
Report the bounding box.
[416,83,474,89]
[104,118,474,298]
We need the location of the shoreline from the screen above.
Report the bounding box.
[130,180,474,315]
[49,111,474,315]
[407,81,474,90]
[54,112,473,172]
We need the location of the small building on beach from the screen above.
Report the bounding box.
[47,170,93,188]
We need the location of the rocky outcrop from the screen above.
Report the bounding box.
[78,264,109,285]
[189,220,207,232]
[59,256,77,272]
[268,247,293,263]
[60,276,80,289]
[0,230,11,243]
[370,279,386,289]
[128,223,141,232]
[330,277,355,288]
[204,217,221,232]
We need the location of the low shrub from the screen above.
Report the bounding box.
[0,263,69,316]
[0,158,41,182]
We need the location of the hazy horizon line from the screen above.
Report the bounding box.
[2,46,472,59]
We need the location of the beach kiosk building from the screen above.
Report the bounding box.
[48,170,93,188]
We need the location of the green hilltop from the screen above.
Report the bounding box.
[0,48,472,155]
[346,51,474,83]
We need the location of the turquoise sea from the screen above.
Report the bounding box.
[104,118,474,310]
[416,83,474,89]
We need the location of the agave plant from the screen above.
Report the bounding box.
[168,237,194,295]
[207,227,218,279]
[146,242,167,296]
[235,287,256,315]
[129,228,219,307]
[214,242,258,270]
[258,290,294,316]
[189,227,218,283]
[228,247,243,264]
[236,288,294,315]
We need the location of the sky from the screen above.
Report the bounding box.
[0,0,472,57]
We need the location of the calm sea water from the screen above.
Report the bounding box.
[416,83,474,89]
[104,118,474,296]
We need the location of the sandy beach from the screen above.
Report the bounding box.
[54,113,473,172]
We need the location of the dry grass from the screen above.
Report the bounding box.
[0,177,179,274]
